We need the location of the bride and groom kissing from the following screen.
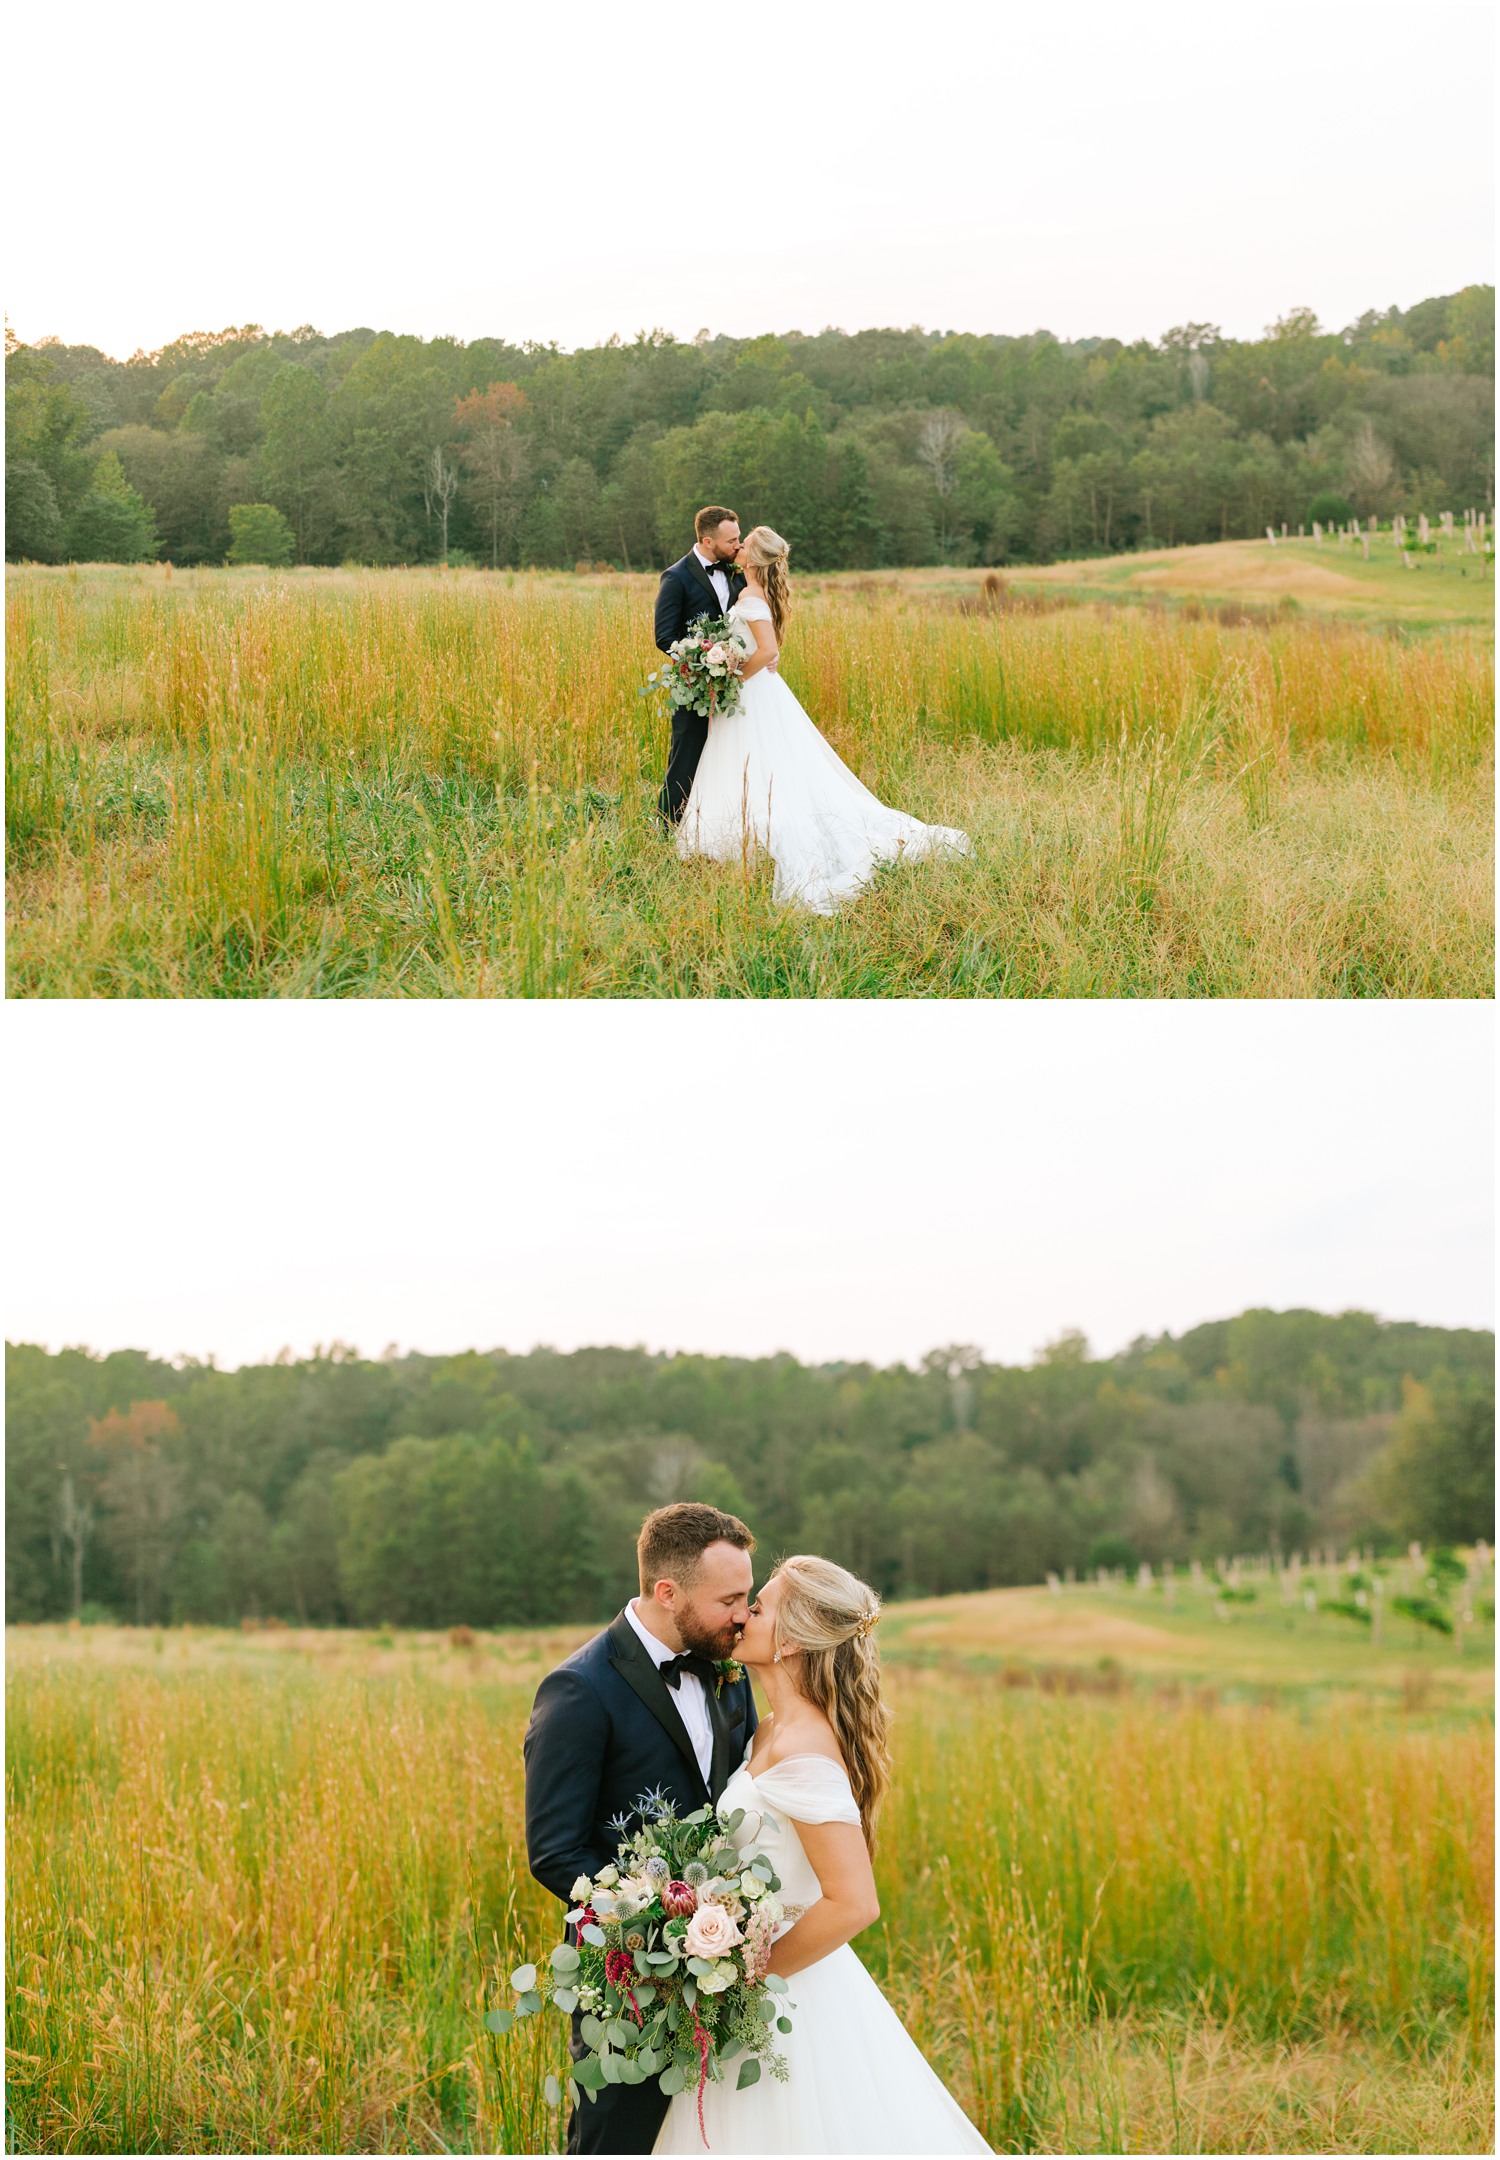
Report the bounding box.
[524,1502,989,2155]
[652,508,972,915]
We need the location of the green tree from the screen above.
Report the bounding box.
[88,1402,184,1624]
[64,450,158,562]
[227,502,295,565]
[5,461,63,561]
[454,382,530,567]
[259,365,341,563]
[1367,1374,1495,1545]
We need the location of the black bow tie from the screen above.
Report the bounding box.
[659,1651,715,1691]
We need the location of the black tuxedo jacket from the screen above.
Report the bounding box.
[524,1610,758,1906]
[653,552,746,655]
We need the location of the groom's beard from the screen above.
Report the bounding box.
[677,1608,743,1662]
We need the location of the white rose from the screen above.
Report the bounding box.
[571,1876,593,1903]
[737,1871,765,1902]
[697,1964,734,1994]
[683,1901,744,1959]
[595,1865,619,1887]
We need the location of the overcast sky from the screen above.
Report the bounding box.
[6,1003,1491,1372]
[8,3,1493,360]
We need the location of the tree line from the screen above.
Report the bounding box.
[6,1311,1492,1630]
[5,290,1493,574]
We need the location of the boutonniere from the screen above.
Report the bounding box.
[714,1657,745,1696]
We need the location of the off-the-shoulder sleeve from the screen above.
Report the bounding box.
[752,1756,860,1825]
[736,594,773,623]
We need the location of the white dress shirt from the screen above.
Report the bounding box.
[625,1598,714,1785]
[692,545,732,615]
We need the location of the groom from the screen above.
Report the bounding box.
[653,506,746,825]
[524,1501,759,2156]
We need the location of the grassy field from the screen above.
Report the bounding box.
[6,1571,1493,2155]
[1009,536,1495,631]
[6,559,1492,997]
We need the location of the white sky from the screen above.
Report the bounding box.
[6,3,1493,361]
[6,1003,1491,1372]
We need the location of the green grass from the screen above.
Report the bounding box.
[7,564,1492,997]
[5,1588,1493,2154]
[1011,536,1497,630]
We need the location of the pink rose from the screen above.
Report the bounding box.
[683,1901,743,1958]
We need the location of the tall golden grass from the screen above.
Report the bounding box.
[6,566,1492,996]
[5,1626,1492,2154]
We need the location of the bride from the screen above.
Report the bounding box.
[675,530,972,914]
[652,1555,991,2156]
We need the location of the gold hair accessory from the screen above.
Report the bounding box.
[853,1607,880,1640]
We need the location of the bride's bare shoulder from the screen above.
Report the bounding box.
[770,1706,844,1769]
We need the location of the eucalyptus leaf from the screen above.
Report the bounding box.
[580,2014,605,2050]
[510,1963,537,1993]
[581,1924,607,1948]
[567,2077,580,2108]
[666,1997,682,2032]
[637,2047,659,2075]
[483,2007,514,2035]
[517,1990,543,2017]
[723,1808,746,1835]
[736,2057,762,2091]
[682,1980,697,2010]
[543,2074,562,2107]
[659,2064,686,2096]
[552,1987,578,2015]
[634,1983,656,2007]
[633,1950,652,1977]
[777,2016,793,2034]
[763,1974,788,1994]
[551,1945,581,1973]
[606,2020,635,2048]
[617,2056,646,2085]
[572,2056,605,2090]
[598,2052,621,2086]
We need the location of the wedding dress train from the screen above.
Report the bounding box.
[652,1751,991,2156]
[675,594,972,915]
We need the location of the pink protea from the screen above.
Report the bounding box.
[661,1880,698,1919]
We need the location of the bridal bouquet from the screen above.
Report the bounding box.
[486,1788,795,2145]
[642,614,746,723]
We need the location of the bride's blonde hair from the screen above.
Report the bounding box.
[742,526,792,643]
[773,1554,891,1849]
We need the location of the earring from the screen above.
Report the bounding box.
[772,1650,781,1663]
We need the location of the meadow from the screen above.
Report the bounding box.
[6,553,1493,997]
[6,1565,1493,2155]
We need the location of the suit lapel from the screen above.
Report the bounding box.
[607,1611,708,1794]
[684,553,724,615]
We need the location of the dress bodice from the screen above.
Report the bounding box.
[715,1747,861,1914]
[727,592,772,654]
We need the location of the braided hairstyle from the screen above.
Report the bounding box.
[742,525,792,643]
[773,1553,891,1850]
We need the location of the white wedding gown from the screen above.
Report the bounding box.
[675,594,972,914]
[652,1750,991,2155]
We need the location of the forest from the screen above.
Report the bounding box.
[5,288,1493,573]
[6,1311,1492,1629]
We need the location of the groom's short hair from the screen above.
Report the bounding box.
[694,505,738,541]
[638,1502,754,1596]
